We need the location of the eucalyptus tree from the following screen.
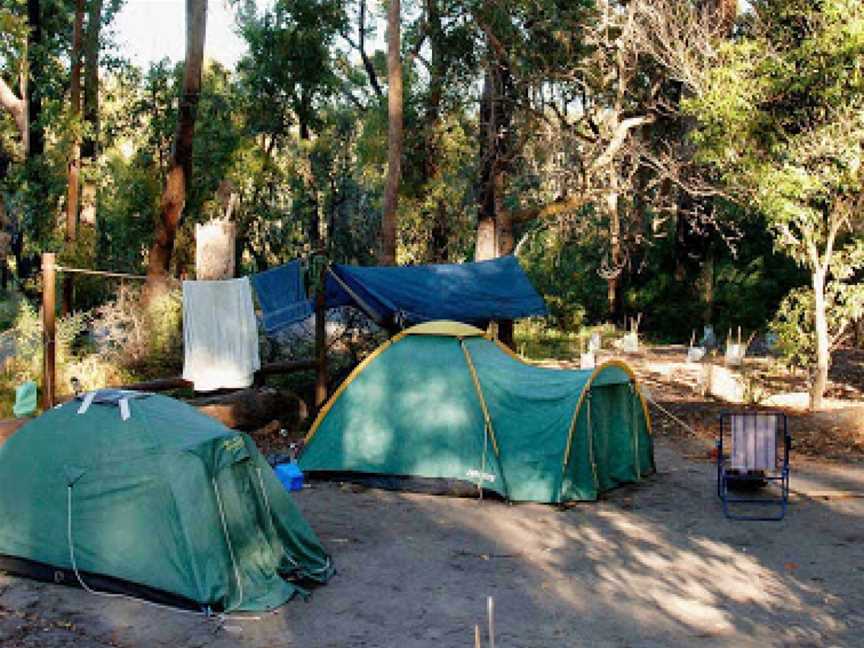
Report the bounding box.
[146,0,208,290]
[685,0,864,408]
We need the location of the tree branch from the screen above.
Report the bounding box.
[0,76,27,139]
[589,114,655,171]
[356,0,383,98]
[510,193,590,224]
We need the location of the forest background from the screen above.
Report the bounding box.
[0,0,862,411]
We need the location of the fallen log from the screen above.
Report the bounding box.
[188,387,308,431]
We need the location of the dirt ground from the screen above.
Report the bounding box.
[1,436,864,647]
[2,348,864,647]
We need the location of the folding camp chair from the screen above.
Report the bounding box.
[717,412,790,521]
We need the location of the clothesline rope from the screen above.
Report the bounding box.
[54,265,148,281]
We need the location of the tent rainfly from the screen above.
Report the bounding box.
[299,321,655,503]
[324,255,547,326]
[0,391,333,612]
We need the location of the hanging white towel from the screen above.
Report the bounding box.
[183,278,261,392]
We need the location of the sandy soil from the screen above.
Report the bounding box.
[581,345,864,461]
[2,346,863,647]
[1,435,864,648]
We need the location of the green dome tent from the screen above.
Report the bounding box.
[0,391,332,612]
[300,321,654,503]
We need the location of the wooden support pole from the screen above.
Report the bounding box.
[41,252,56,410]
[498,319,514,350]
[314,265,328,410]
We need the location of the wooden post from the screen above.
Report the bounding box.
[498,319,514,350]
[41,252,56,410]
[314,264,328,410]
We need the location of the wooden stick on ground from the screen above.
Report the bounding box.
[474,624,482,648]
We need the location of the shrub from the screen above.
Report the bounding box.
[770,288,814,373]
[89,283,184,378]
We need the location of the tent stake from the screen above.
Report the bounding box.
[487,596,495,648]
[42,253,56,410]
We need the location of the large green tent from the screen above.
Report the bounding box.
[300,321,654,503]
[0,391,332,612]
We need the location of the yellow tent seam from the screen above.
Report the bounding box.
[561,359,653,472]
[460,341,500,457]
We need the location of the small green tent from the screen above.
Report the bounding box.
[0,391,332,612]
[300,321,654,503]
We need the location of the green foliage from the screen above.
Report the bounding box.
[514,319,617,361]
[772,280,864,370]
[89,284,183,378]
[686,0,864,270]
[770,288,815,371]
[686,0,864,397]
[519,218,608,329]
[0,299,88,408]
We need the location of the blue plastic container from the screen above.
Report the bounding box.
[274,463,304,491]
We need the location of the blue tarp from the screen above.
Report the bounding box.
[251,261,313,334]
[325,256,547,326]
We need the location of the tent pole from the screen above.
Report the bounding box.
[314,264,327,410]
[41,252,56,410]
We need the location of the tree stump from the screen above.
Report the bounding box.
[195,218,236,280]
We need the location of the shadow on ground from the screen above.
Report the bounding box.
[1,437,863,647]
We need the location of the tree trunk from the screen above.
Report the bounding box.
[80,0,103,228]
[26,0,44,158]
[474,50,516,261]
[424,0,448,262]
[700,244,715,324]
[810,268,829,410]
[379,0,402,266]
[146,0,208,291]
[0,148,8,291]
[63,0,85,315]
[474,51,517,349]
[299,109,321,251]
[606,174,620,317]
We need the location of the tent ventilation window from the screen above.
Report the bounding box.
[76,389,152,421]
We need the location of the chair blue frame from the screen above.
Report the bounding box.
[717,412,791,521]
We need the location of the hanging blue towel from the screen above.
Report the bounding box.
[251,261,314,334]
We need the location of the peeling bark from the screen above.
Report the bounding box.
[0,78,27,141]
